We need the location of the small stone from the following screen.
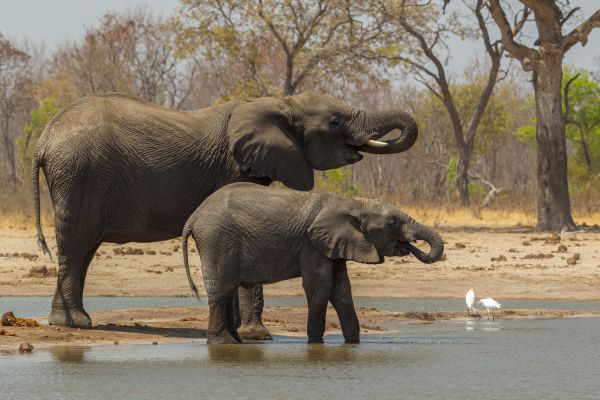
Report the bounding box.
[145,249,156,255]
[522,241,531,246]
[455,242,466,249]
[18,343,33,353]
[557,244,568,253]
[1,311,16,326]
[152,341,158,345]
[491,255,507,262]
[573,253,581,261]
[113,341,119,345]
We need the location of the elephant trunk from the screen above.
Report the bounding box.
[404,222,444,264]
[354,110,419,154]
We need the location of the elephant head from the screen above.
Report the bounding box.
[307,198,444,264]
[227,91,418,191]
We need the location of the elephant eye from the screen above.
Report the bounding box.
[330,115,343,127]
[386,217,397,228]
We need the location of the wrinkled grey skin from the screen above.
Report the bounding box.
[182,183,444,344]
[32,91,419,333]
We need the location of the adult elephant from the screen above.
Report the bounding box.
[32,91,418,336]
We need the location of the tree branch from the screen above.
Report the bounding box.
[561,8,600,51]
[487,0,538,71]
[563,72,580,124]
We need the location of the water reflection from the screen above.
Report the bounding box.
[49,346,91,363]
[206,341,418,365]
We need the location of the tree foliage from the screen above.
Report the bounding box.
[174,0,389,98]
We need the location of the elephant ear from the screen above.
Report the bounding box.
[307,206,381,264]
[228,97,314,191]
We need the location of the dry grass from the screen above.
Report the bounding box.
[396,206,600,229]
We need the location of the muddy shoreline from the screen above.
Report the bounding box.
[2,305,600,351]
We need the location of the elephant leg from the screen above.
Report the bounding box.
[207,291,240,344]
[237,285,272,341]
[301,262,334,344]
[329,261,360,344]
[49,229,99,328]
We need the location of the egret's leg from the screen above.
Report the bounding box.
[492,310,495,322]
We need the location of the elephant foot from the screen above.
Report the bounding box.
[238,322,272,341]
[49,308,92,328]
[207,332,241,344]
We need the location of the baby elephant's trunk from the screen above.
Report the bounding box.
[405,222,444,264]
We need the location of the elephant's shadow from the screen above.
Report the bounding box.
[94,324,207,339]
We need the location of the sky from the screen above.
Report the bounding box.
[0,0,598,76]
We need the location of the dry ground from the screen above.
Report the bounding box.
[1,227,600,300]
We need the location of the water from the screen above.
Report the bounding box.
[2,318,600,399]
[3,296,600,318]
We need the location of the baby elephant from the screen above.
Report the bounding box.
[182,183,444,344]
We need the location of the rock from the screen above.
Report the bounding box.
[522,253,553,260]
[18,343,33,353]
[491,255,507,262]
[164,266,174,272]
[522,241,531,246]
[455,242,466,249]
[544,233,561,244]
[1,311,16,326]
[113,341,119,345]
[557,244,568,253]
[24,265,57,278]
[567,257,577,265]
[172,245,180,252]
[1,311,40,327]
[152,341,158,345]
[113,247,144,256]
[145,249,156,255]
[573,253,581,261]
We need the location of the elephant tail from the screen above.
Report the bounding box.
[182,225,201,302]
[32,149,53,262]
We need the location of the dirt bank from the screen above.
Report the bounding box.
[2,305,599,351]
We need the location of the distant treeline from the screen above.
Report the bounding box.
[1,1,599,228]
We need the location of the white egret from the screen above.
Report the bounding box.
[465,288,480,317]
[477,298,501,321]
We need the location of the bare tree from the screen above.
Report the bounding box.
[54,8,195,108]
[0,33,32,189]
[367,0,528,206]
[488,0,600,230]
[175,0,387,97]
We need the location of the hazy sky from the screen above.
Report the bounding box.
[1,0,598,75]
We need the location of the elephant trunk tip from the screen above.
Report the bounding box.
[356,111,419,154]
[407,225,444,264]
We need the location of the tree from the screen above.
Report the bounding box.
[17,96,60,168]
[0,33,33,189]
[488,0,600,230]
[54,8,195,108]
[563,69,600,173]
[368,0,525,206]
[175,0,387,98]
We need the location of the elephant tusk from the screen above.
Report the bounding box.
[365,139,389,148]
